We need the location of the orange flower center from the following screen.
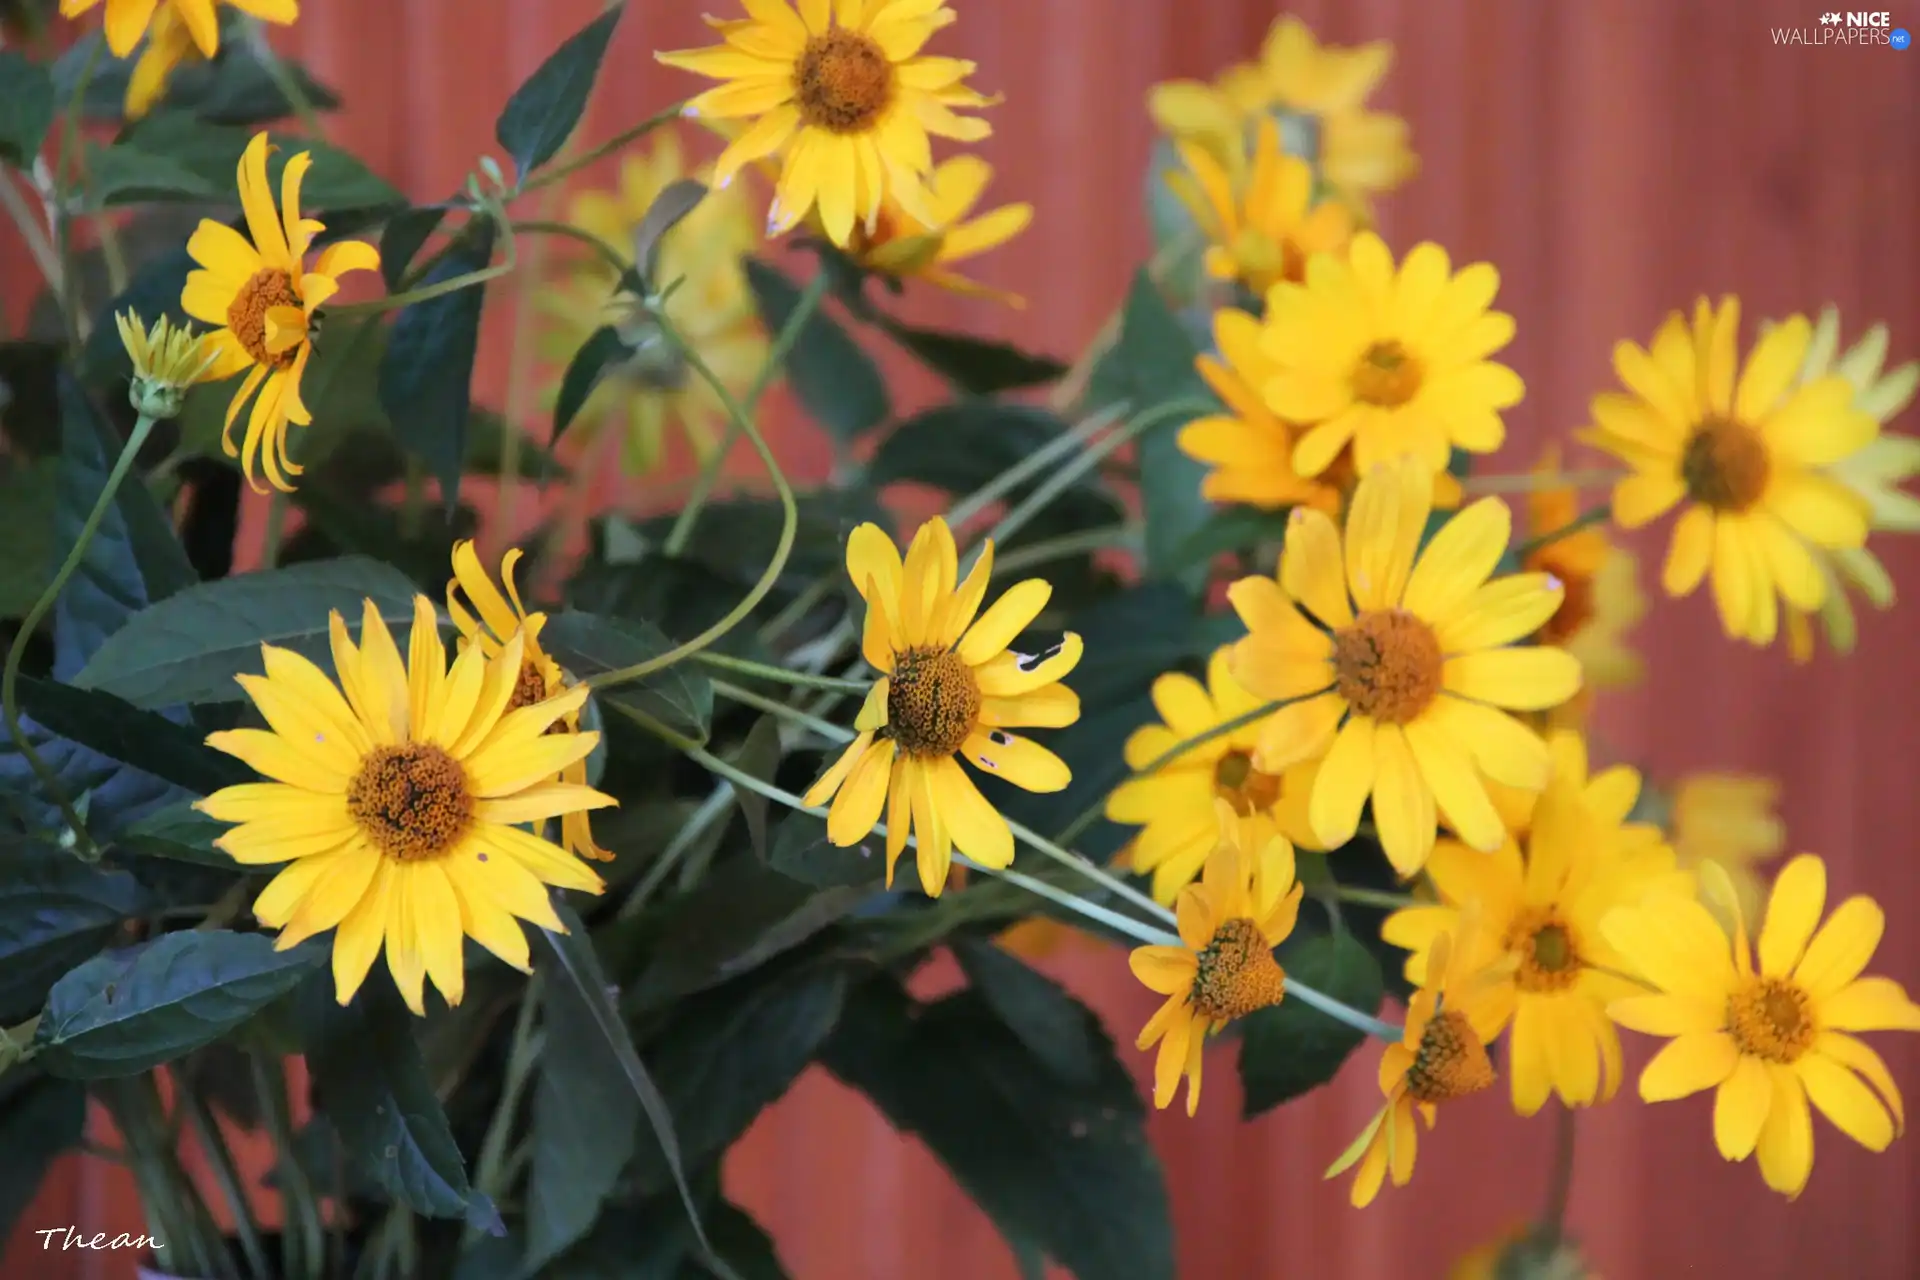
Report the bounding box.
[886,647,979,758]
[1727,976,1816,1063]
[506,656,553,714]
[1680,417,1770,513]
[793,28,895,133]
[1507,907,1583,993]
[1230,229,1306,289]
[1405,1007,1496,1103]
[1332,609,1444,724]
[226,267,304,369]
[1351,340,1423,408]
[346,743,473,862]
[1213,749,1283,816]
[1189,917,1287,1022]
[1529,558,1595,646]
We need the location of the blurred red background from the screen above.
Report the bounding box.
[4,0,1919,1276]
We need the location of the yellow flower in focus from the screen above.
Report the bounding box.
[1167,116,1354,298]
[446,541,611,865]
[1262,233,1523,478]
[1607,856,1920,1198]
[61,0,296,60]
[536,136,764,475]
[196,597,616,1014]
[180,132,379,493]
[1384,733,1687,1115]
[1226,458,1581,876]
[803,518,1083,896]
[1129,808,1303,1114]
[1105,646,1322,905]
[844,154,1030,306]
[1582,298,1877,646]
[1666,773,1785,929]
[1149,15,1416,212]
[1326,914,1504,1207]
[657,0,996,247]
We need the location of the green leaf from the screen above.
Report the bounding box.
[84,113,401,211]
[495,4,625,180]
[33,931,326,1078]
[52,31,342,127]
[114,802,242,873]
[1141,138,1207,306]
[878,319,1067,396]
[540,610,713,744]
[1160,505,1296,578]
[553,326,629,446]
[1237,928,1384,1118]
[0,839,147,1023]
[953,940,1104,1086]
[868,401,1122,530]
[631,178,709,289]
[0,50,55,167]
[0,458,56,617]
[14,676,251,796]
[767,811,884,888]
[380,218,495,514]
[726,716,783,860]
[823,979,1173,1280]
[74,556,419,709]
[0,1074,88,1247]
[380,205,449,289]
[79,245,197,387]
[81,139,217,203]
[743,258,889,441]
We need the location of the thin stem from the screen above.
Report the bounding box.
[756,573,836,645]
[497,188,564,542]
[519,105,684,195]
[178,1071,273,1280]
[104,1075,231,1280]
[1003,817,1174,926]
[709,677,851,742]
[992,523,1139,577]
[2,413,157,857]
[619,783,736,919]
[0,171,61,289]
[958,855,1180,947]
[513,218,628,275]
[1542,1101,1578,1240]
[328,260,515,317]
[1512,502,1613,563]
[1047,229,1204,414]
[1284,979,1403,1042]
[691,650,868,693]
[945,402,1128,532]
[1334,885,1418,911]
[251,1051,324,1280]
[1459,468,1624,496]
[469,979,543,1227]
[53,39,104,352]
[248,17,325,136]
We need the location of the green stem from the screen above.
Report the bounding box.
[618,783,735,919]
[469,979,543,1227]
[1286,980,1403,1042]
[497,187,564,541]
[709,677,853,742]
[328,260,515,318]
[53,38,103,353]
[1542,1102,1578,1239]
[178,1070,273,1280]
[519,105,683,195]
[105,1075,232,1280]
[251,1051,324,1280]
[513,218,629,276]
[0,170,61,291]
[248,17,325,136]
[2,413,157,858]
[992,524,1139,577]
[1002,816,1174,926]
[690,650,867,693]
[1334,885,1418,911]
[756,574,835,645]
[1512,502,1613,563]
[1459,468,1623,496]
[945,402,1128,531]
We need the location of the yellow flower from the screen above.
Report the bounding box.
[1105,645,1321,905]
[1326,914,1504,1207]
[536,135,764,474]
[1225,458,1581,876]
[1383,732,1687,1115]
[116,309,218,418]
[1605,855,1920,1199]
[196,597,616,1014]
[1451,1231,1598,1280]
[844,154,1030,307]
[1665,773,1785,933]
[1166,116,1354,299]
[1582,297,1878,646]
[180,131,380,493]
[1262,233,1523,479]
[1149,15,1416,212]
[1128,808,1303,1114]
[62,0,296,60]
[802,517,1083,896]
[657,0,996,247]
[446,541,611,865]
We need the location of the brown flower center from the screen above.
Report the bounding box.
[1189,917,1287,1022]
[1507,907,1583,993]
[793,28,895,133]
[506,656,553,713]
[1214,749,1283,816]
[1680,417,1770,512]
[346,743,474,863]
[226,267,305,369]
[886,647,980,758]
[1351,340,1423,408]
[1530,562,1595,646]
[1727,977,1817,1063]
[1332,609,1444,724]
[1405,1007,1497,1104]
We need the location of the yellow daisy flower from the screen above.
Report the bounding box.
[1148,15,1416,212]
[180,131,380,493]
[446,541,611,865]
[116,309,218,418]
[1664,772,1785,939]
[1605,855,1920,1199]
[1128,807,1303,1115]
[196,597,616,1014]
[1326,914,1504,1207]
[802,517,1083,896]
[1166,116,1355,299]
[61,0,296,60]
[1262,233,1523,479]
[1582,297,1877,646]
[1383,732,1687,1115]
[1226,457,1581,876]
[657,0,996,247]
[844,154,1031,307]
[1104,645,1321,906]
[537,136,764,474]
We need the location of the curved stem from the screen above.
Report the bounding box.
[1542,1102,1578,1240]
[1460,468,1624,496]
[1334,885,1418,911]
[248,16,325,136]
[1512,501,1612,562]
[945,402,1127,532]
[2,413,157,857]
[1002,817,1174,926]
[1284,979,1403,1042]
[513,218,629,276]
[691,650,867,693]
[327,260,514,317]
[519,105,683,195]
[708,677,850,742]
[992,523,1139,577]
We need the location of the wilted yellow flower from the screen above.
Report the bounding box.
[116,309,218,418]
[843,154,1029,306]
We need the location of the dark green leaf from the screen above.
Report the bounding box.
[743,258,889,441]
[33,931,325,1078]
[1161,505,1296,578]
[115,802,241,873]
[879,319,1067,396]
[0,49,55,167]
[53,32,342,126]
[767,810,883,888]
[14,676,250,796]
[79,246,197,387]
[85,113,401,212]
[552,326,629,446]
[380,219,495,513]
[727,716,782,860]
[1237,929,1383,1117]
[381,206,449,289]
[632,178,708,289]
[622,488,892,593]
[953,940,1103,1086]
[0,1075,84,1247]
[0,458,56,617]
[75,556,419,708]
[1141,139,1207,306]
[0,839,146,1023]
[495,4,625,180]
[868,401,1123,531]
[540,610,713,744]
[464,409,571,481]
[81,139,217,204]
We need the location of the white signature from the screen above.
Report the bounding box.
[33,1226,163,1251]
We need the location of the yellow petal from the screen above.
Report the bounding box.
[961,729,1069,793]
[1757,852,1825,978]
[1714,1053,1771,1159]
[930,756,1013,868]
[1637,1030,1738,1102]
[1441,649,1582,710]
[1796,1052,1892,1152]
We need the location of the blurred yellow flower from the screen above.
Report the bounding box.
[1452,1231,1599,1280]
[1666,773,1785,926]
[844,154,1030,306]
[62,0,295,60]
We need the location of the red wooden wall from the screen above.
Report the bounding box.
[4,0,1919,1276]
